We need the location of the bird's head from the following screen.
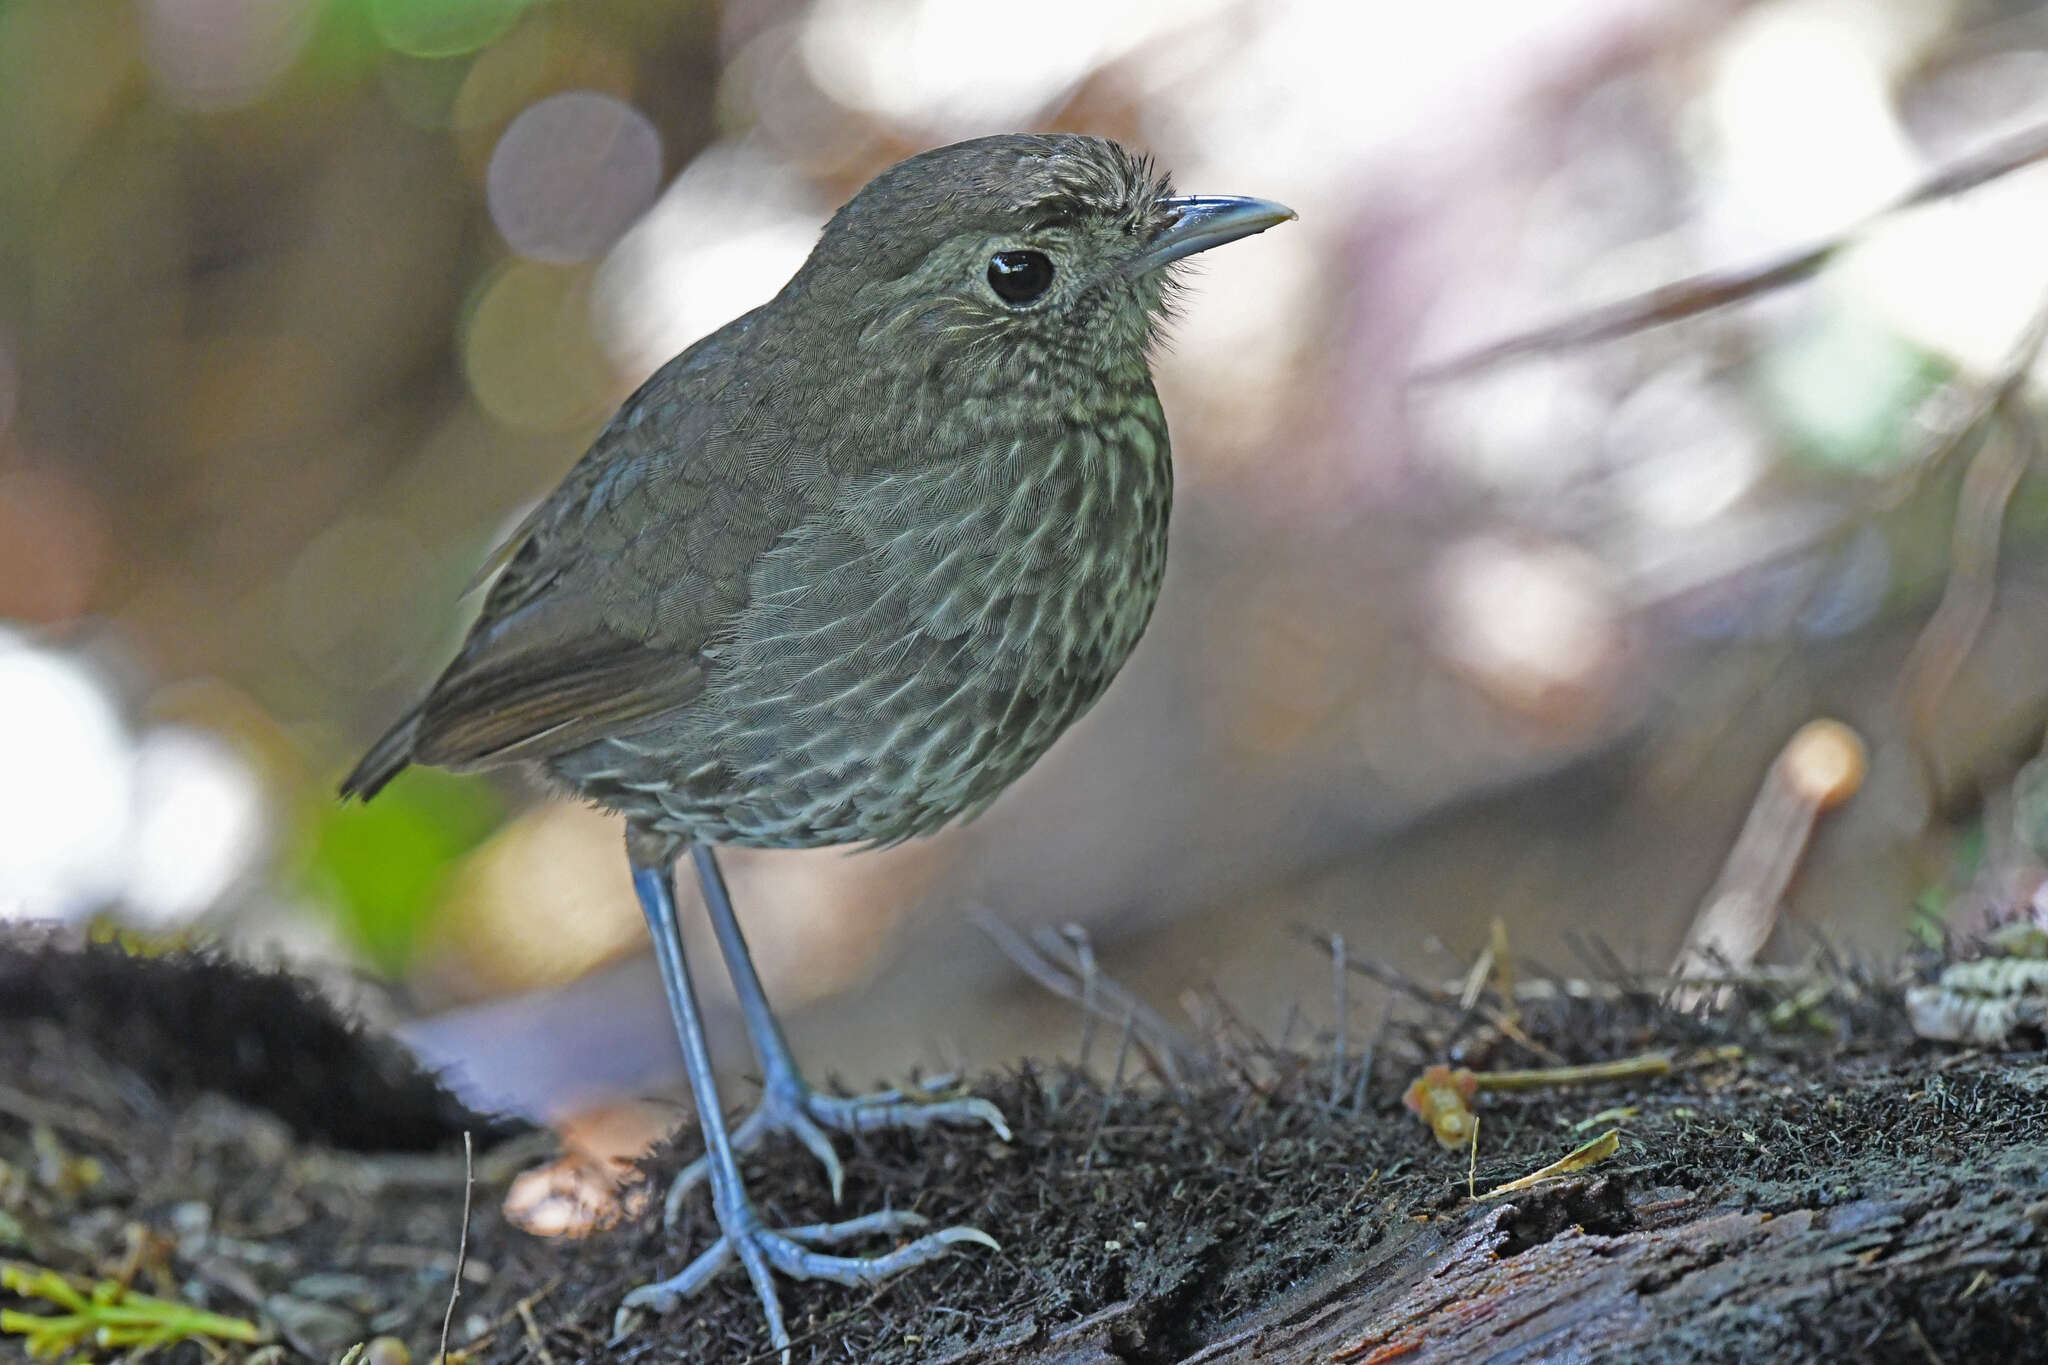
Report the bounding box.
[783,134,1294,386]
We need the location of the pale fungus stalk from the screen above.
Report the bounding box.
[1670,719,1868,994]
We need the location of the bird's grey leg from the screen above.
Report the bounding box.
[664,844,1010,1227]
[617,855,996,1357]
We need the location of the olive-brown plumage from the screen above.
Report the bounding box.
[345,136,1190,853]
[340,133,1292,1356]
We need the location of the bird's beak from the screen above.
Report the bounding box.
[1128,195,1296,274]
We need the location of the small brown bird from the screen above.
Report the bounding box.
[342,133,1292,1353]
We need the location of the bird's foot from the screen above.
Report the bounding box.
[665,1074,1010,1225]
[616,1204,997,1358]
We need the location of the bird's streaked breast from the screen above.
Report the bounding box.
[569,379,1173,848]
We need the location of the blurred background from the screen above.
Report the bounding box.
[5,0,2048,1200]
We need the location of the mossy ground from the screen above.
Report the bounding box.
[2,936,2042,1365]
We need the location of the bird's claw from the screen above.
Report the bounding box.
[615,1207,999,1357]
[665,1076,1012,1225]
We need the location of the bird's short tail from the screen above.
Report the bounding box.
[339,705,423,802]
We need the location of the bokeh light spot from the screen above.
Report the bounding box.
[368,0,526,60]
[1667,521,1891,641]
[1702,0,1927,243]
[1430,537,1624,724]
[1796,524,1890,638]
[0,466,110,624]
[0,632,129,921]
[592,143,820,380]
[1607,367,1763,530]
[450,16,637,178]
[124,726,266,926]
[281,515,441,690]
[1421,359,1610,493]
[488,90,662,264]
[464,260,618,431]
[434,803,644,995]
[798,0,1228,133]
[1849,176,2048,381]
[1763,310,1940,470]
[141,0,321,110]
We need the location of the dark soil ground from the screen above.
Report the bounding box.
[3,933,2044,1365]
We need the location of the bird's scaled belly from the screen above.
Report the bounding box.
[575,620,1083,849]
[567,443,1168,847]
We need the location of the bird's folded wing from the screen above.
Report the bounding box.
[411,451,717,768]
[410,610,706,768]
[404,328,817,769]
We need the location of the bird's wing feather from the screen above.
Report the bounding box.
[459,496,551,599]
[407,322,819,770]
[411,618,706,767]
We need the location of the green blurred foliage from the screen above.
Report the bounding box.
[300,768,505,973]
[1762,308,1949,472]
[364,0,532,59]
[296,0,386,89]
[1909,818,1985,948]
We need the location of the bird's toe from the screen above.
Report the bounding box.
[618,1203,997,1357]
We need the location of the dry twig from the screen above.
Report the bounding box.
[972,910,1209,1085]
[436,1132,473,1365]
[1413,120,2048,381]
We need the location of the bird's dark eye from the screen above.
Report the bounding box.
[987,250,1055,305]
